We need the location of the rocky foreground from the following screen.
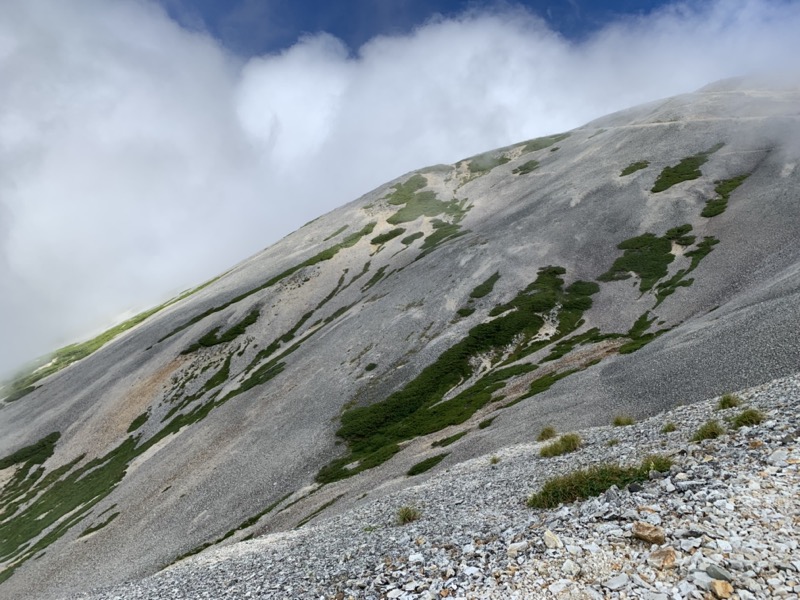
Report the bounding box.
[70,374,800,600]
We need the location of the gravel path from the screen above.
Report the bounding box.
[69,373,800,599]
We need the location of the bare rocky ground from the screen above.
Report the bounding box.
[70,373,800,600]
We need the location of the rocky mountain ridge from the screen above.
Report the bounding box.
[1,77,799,599]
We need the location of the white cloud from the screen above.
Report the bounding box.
[1,0,799,377]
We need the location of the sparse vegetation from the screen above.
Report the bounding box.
[520,369,580,400]
[127,412,149,433]
[613,415,634,427]
[466,153,510,174]
[619,310,667,354]
[182,308,260,354]
[664,224,696,246]
[537,426,556,441]
[702,174,749,217]
[365,363,377,372]
[384,175,468,226]
[598,233,674,292]
[432,431,468,448]
[527,455,672,509]
[456,307,476,318]
[717,393,742,410]
[661,422,677,433]
[651,143,723,193]
[469,272,500,299]
[3,274,220,401]
[79,512,119,537]
[599,223,718,307]
[684,236,720,271]
[173,492,291,562]
[396,506,421,524]
[543,328,618,362]
[401,231,424,246]
[522,133,570,153]
[296,495,343,528]
[0,431,60,469]
[362,266,389,292]
[319,266,594,483]
[512,160,540,175]
[607,438,619,447]
[159,222,376,343]
[478,418,494,429]
[322,225,348,241]
[731,408,765,428]
[407,453,448,476]
[692,419,726,442]
[540,433,582,457]
[620,160,649,176]
[489,455,501,465]
[371,228,406,245]
[418,218,469,256]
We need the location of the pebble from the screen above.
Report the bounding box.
[69,374,800,600]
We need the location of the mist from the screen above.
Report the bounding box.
[2,0,799,378]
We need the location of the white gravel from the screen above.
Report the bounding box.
[70,373,800,599]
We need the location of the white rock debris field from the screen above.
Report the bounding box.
[72,373,800,599]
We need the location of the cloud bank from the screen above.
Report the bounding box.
[1,0,799,377]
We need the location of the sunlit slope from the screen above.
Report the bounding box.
[1,79,799,600]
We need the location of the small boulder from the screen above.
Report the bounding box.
[633,521,666,545]
[710,579,734,598]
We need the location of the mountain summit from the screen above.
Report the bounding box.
[1,78,799,599]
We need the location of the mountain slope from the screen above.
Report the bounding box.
[1,77,799,599]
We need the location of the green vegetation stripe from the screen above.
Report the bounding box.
[371,228,406,245]
[323,225,348,241]
[464,154,510,174]
[173,492,291,562]
[401,232,424,246]
[158,222,376,343]
[597,233,674,293]
[701,175,749,218]
[407,453,448,476]
[182,308,260,354]
[469,272,500,299]
[3,275,223,401]
[512,160,539,175]
[521,133,570,153]
[620,161,649,176]
[0,432,60,470]
[318,266,597,483]
[651,143,723,193]
[432,431,468,448]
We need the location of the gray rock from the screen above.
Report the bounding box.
[706,564,733,582]
[561,559,581,577]
[603,573,629,590]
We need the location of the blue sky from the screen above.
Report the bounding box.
[1,0,799,379]
[161,0,670,55]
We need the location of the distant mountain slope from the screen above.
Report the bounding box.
[1,78,799,599]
